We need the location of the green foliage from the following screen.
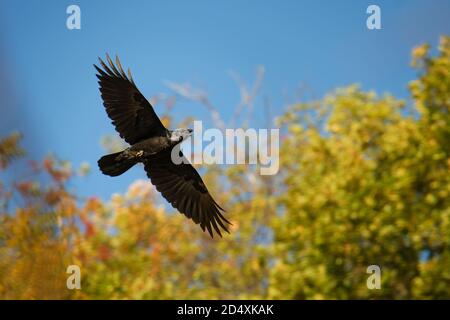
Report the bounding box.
[271,36,450,299]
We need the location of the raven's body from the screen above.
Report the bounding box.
[130,135,172,155]
[98,133,184,176]
[95,54,230,237]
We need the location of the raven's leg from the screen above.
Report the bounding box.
[117,149,144,160]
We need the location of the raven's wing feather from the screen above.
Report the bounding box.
[143,149,231,238]
[95,54,167,144]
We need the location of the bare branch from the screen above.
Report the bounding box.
[230,65,265,127]
[164,81,226,130]
[164,65,265,130]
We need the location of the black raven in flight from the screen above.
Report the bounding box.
[95,54,230,237]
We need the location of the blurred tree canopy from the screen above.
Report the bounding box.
[0,37,449,299]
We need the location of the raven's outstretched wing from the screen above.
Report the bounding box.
[94,54,167,144]
[144,149,231,238]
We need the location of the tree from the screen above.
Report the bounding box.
[270,36,450,299]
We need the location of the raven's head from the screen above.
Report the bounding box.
[170,128,193,143]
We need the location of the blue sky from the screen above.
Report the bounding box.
[0,0,449,200]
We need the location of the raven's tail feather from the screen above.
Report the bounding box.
[98,151,137,177]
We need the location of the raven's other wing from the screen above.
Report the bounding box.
[94,54,167,144]
[144,149,231,238]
